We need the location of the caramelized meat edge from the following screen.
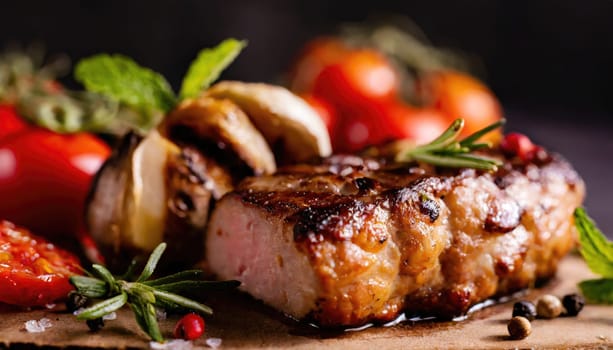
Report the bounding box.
[207,152,584,326]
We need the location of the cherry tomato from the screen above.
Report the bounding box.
[0,220,81,306]
[300,94,337,136]
[331,101,391,153]
[288,37,349,93]
[0,129,110,237]
[500,132,539,162]
[331,101,449,153]
[174,313,205,340]
[0,104,29,140]
[312,49,399,108]
[383,103,450,144]
[418,70,503,142]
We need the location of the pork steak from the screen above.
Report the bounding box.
[206,150,584,327]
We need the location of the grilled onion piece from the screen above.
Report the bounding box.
[206,81,332,164]
[86,131,183,263]
[161,97,276,177]
[87,129,227,268]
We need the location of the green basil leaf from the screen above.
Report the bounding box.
[579,278,613,304]
[75,54,176,115]
[179,38,246,99]
[574,208,613,278]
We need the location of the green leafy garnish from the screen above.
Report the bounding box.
[75,54,176,115]
[70,243,240,342]
[578,279,613,304]
[68,38,243,134]
[574,207,613,303]
[179,38,246,99]
[395,118,505,171]
[2,41,244,135]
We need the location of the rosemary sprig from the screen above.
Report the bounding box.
[70,243,240,342]
[395,118,505,171]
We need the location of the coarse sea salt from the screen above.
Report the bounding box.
[24,318,52,333]
[38,318,52,328]
[205,338,222,348]
[149,339,193,350]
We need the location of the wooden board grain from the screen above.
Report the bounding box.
[1,255,612,349]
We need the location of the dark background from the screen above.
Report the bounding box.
[1,0,612,236]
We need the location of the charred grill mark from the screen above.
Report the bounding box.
[419,193,440,223]
[170,125,255,181]
[354,177,376,191]
[163,149,213,267]
[292,199,368,244]
[390,176,449,226]
[179,148,207,184]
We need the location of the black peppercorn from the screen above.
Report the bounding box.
[512,300,537,321]
[562,293,585,316]
[86,318,105,331]
[66,292,88,313]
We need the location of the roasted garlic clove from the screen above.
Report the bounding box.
[205,81,332,164]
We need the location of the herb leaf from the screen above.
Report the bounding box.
[130,300,163,343]
[76,292,128,320]
[179,38,246,99]
[396,118,505,171]
[136,242,166,282]
[70,242,239,342]
[154,280,241,294]
[152,289,213,315]
[143,269,203,286]
[574,208,613,278]
[92,264,119,292]
[75,54,176,115]
[578,279,613,304]
[69,276,108,298]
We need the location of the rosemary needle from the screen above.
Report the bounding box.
[70,243,239,342]
[396,118,505,171]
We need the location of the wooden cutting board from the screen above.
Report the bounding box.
[1,255,611,349]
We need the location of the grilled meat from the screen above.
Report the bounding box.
[206,150,584,326]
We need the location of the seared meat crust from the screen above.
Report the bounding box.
[206,151,584,326]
